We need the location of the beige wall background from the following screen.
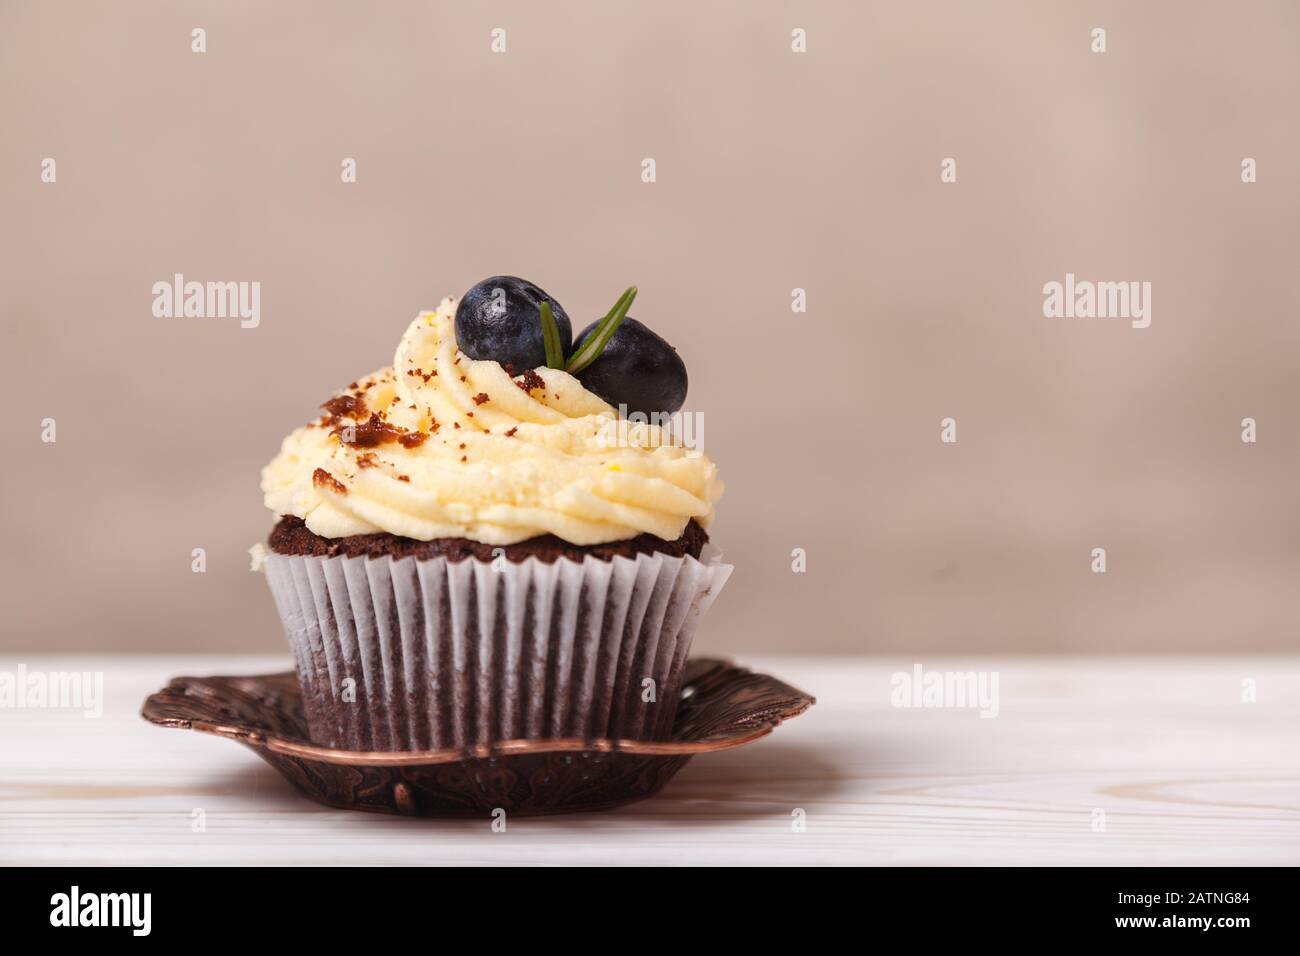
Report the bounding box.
[2,1,1298,655]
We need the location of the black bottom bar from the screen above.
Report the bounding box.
[0,866,1285,939]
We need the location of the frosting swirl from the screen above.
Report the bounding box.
[261,299,722,545]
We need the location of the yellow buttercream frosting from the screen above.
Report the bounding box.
[261,298,722,545]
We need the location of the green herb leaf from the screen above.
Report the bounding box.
[539,300,566,369]
[565,286,637,375]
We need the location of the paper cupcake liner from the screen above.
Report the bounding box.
[263,547,733,752]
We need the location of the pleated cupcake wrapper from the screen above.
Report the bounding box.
[263,548,733,752]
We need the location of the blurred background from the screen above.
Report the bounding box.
[2,1,1298,654]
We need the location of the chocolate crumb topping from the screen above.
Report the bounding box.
[334,413,406,448]
[312,468,347,495]
[504,426,518,437]
[321,394,366,421]
[397,431,427,448]
[518,368,545,393]
[472,392,490,405]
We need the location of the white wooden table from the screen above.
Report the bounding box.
[2,655,1297,866]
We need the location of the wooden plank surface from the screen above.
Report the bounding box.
[1,655,1297,865]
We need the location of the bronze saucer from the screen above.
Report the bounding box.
[141,658,815,817]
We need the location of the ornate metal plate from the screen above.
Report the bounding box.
[142,658,815,817]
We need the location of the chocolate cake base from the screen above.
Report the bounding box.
[268,514,709,563]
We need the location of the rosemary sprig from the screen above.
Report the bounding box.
[539,300,566,369]
[565,286,637,375]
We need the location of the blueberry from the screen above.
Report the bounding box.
[572,317,688,417]
[455,276,572,371]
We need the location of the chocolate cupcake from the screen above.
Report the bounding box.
[259,280,728,752]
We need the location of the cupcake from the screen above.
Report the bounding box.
[259,277,729,751]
